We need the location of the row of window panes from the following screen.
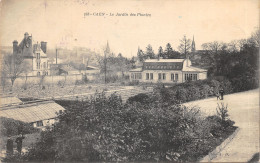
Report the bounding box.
[37,62,40,69]
[170,73,179,81]
[146,73,178,81]
[36,53,40,59]
[37,62,48,69]
[185,73,198,81]
[37,71,48,76]
[145,65,180,69]
[36,120,43,127]
[131,73,142,79]
[146,73,154,80]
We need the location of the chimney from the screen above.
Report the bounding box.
[13,40,18,54]
[186,54,189,67]
[24,32,29,39]
[41,41,47,53]
[56,48,58,64]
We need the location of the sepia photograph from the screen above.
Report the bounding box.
[0,0,259,162]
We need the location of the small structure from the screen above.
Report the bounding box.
[0,98,65,129]
[129,58,207,83]
[50,64,80,75]
[84,66,100,75]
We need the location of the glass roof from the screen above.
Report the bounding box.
[0,101,65,123]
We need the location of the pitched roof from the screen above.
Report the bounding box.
[0,101,65,123]
[182,66,207,72]
[144,59,185,63]
[0,96,22,106]
[86,66,99,70]
[129,67,142,72]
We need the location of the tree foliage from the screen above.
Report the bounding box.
[13,90,236,162]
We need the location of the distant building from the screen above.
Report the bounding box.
[12,32,50,76]
[50,64,80,75]
[129,58,207,83]
[83,66,100,75]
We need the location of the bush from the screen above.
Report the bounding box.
[231,75,259,92]
[0,117,39,136]
[75,80,84,85]
[128,80,139,86]
[14,92,236,162]
[57,80,65,88]
[127,93,151,104]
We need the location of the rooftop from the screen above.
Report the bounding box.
[144,59,185,63]
[0,100,65,123]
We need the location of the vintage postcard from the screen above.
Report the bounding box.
[0,0,259,162]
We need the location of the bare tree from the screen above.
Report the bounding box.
[178,35,191,57]
[1,69,7,91]
[2,54,28,89]
[201,41,223,54]
[208,41,222,54]
[228,40,239,52]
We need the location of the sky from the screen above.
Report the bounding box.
[0,0,259,58]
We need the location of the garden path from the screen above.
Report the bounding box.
[185,89,259,162]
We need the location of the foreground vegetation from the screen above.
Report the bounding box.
[3,91,236,162]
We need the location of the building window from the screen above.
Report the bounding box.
[146,73,149,80]
[185,73,197,81]
[162,73,166,80]
[131,73,134,79]
[150,73,153,80]
[164,66,167,69]
[192,74,197,80]
[43,62,46,69]
[175,74,178,81]
[36,53,41,60]
[158,73,162,80]
[37,71,40,76]
[37,63,41,69]
[171,73,174,81]
[36,121,43,127]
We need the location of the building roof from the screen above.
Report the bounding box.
[144,59,185,63]
[182,66,207,72]
[129,67,143,72]
[86,66,99,70]
[0,95,22,106]
[0,100,65,123]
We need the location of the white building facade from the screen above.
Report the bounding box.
[130,58,207,83]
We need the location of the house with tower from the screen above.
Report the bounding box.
[12,32,50,76]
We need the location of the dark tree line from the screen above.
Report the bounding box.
[204,29,259,92]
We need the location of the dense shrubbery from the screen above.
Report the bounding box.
[10,92,235,162]
[149,78,232,105]
[0,117,39,136]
